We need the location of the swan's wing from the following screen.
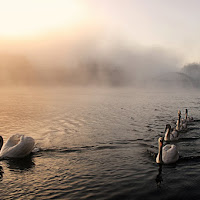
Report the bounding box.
[162,144,179,164]
[183,123,187,128]
[170,130,179,140]
[13,135,35,158]
[188,116,194,121]
[181,119,186,124]
[0,134,21,157]
[0,135,35,158]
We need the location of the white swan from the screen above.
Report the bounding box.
[164,124,179,141]
[0,134,35,159]
[176,110,187,132]
[182,109,194,123]
[156,137,179,164]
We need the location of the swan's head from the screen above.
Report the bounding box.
[165,124,171,131]
[158,137,164,147]
[0,136,3,151]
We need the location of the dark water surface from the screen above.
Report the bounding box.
[0,87,200,200]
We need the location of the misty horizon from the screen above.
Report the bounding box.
[0,49,197,88]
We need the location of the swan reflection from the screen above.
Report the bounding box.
[6,155,35,171]
[155,164,163,187]
[0,166,3,180]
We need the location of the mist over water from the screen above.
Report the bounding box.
[0,34,183,88]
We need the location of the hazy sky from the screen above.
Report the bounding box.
[0,0,200,66]
[87,0,200,63]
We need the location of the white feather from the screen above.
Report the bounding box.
[162,144,179,164]
[0,134,35,158]
[156,137,179,164]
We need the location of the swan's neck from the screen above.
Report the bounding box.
[176,115,181,129]
[157,143,163,164]
[0,136,3,151]
[164,128,170,141]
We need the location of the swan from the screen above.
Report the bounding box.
[176,110,187,132]
[156,137,179,164]
[182,109,194,123]
[0,134,35,159]
[164,124,179,141]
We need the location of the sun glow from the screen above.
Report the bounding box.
[0,0,87,38]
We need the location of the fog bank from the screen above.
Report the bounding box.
[0,34,182,87]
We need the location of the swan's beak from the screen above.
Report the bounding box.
[160,142,162,147]
[159,137,164,147]
[165,124,171,132]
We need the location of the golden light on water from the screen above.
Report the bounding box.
[0,0,88,38]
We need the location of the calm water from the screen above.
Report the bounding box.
[0,87,200,200]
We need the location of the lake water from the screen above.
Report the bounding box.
[0,87,200,200]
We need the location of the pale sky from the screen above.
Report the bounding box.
[87,0,200,64]
[0,0,200,65]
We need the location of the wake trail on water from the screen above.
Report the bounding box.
[32,138,151,155]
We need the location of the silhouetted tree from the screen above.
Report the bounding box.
[181,62,200,87]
